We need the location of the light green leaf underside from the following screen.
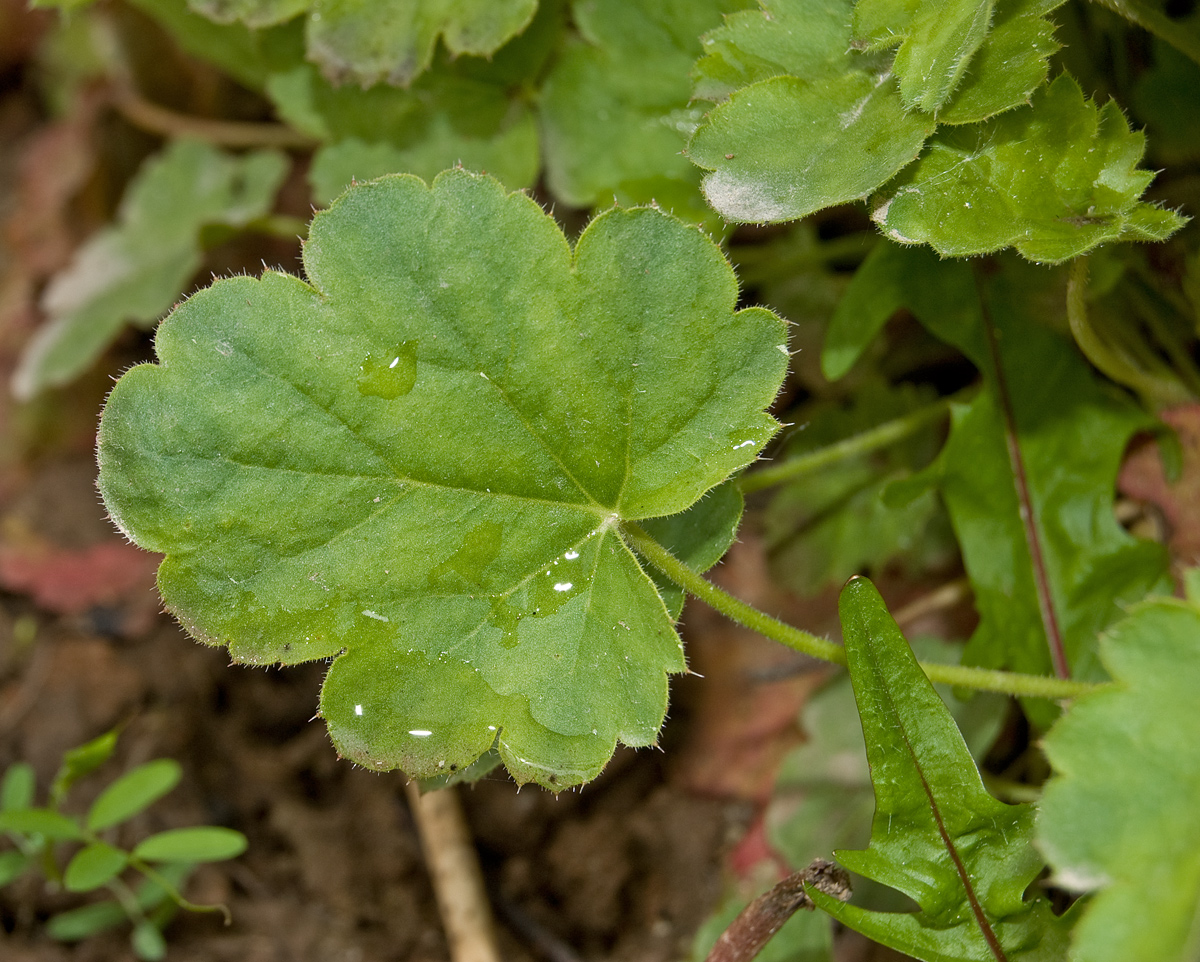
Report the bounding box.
[873,74,1187,262]
[539,0,745,219]
[825,246,1171,708]
[12,139,287,401]
[187,0,538,86]
[1039,596,1200,962]
[811,579,1071,961]
[96,170,787,788]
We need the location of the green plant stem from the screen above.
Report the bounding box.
[621,523,1102,701]
[739,388,971,495]
[128,857,232,925]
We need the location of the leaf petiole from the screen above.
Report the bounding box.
[621,523,1103,701]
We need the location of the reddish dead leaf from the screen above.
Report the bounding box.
[1118,404,1200,565]
[0,525,160,616]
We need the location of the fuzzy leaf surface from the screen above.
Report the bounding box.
[1039,595,1200,962]
[187,0,538,86]
[852,0,996,112]
[825,246,1171,711]
[809,578,1071,961]
[13,139,287,400]
[96,170,787,788]
[688,0,932,223]
[539,0,743,220]
[873,74,1187,262]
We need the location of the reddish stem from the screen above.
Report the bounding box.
[976,279,1071,679]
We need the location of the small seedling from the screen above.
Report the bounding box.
[0,730,247,960]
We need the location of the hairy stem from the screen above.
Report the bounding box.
[621,523,1101,701]
[739,388,971,495]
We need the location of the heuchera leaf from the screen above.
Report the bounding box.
[12,139,288,400]
[539,0,744,220]
[187,0,538,86]
[823,246,1171,717]
[96,169,788,789]
[1038,594,1200,962]
[808,578,1072,962]
[687,0,933,223]
[873,74,1188,262]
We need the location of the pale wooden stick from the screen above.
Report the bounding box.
[405,781,503,962]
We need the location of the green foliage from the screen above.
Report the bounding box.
[809,578,1072,961]
[686,0,1184,262]
[185,0,538,86]
[688,0,933,223]
[1038,593,1200,962]
[762,381,951,597]
[873,75,1187,262]
[824,245,1172,715]
[13,139,288,400]
[96,169,788,789]
[0,734,246,960]
[540,0,743,221]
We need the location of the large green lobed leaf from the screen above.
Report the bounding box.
[96,169,787,788]
[1038,594,1200,962]
[809,578,1072,961]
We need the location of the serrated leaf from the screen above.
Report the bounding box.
[824,246,1172,714]
[133,826,247,862]
[186,0,538,86]
[268,62,540,203]
[50,729,118,806]
[873,74,1188,262]
[687,0,933,223]
[1,762,35,811]
[933,0,1063,125]
[852,0,1060,118]
[1039,595,1200,962]
[65,842,130,892]
[87,759,181,831]
[852,0,996,112]
[540,0,744,220]
[0,809,83,840]
[96,169,788,788]
[13,139,288,400]
[807,578,1071,962]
